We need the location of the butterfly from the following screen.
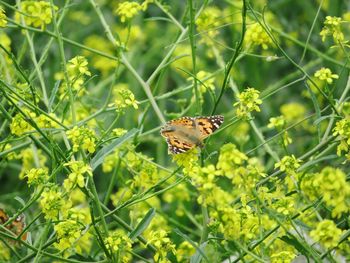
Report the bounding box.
[0,208,27,243]
[160,115,224,154]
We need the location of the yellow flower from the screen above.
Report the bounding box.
[66,126,97,154]
[310,220,343,249]
[234,87,262,119]
[115,1,143,23]
[25,167,49,187]
[15,1,58,29]
[320,16,344,43]
[54,219,83,251]
[40,187,68,220]
[314,67,339,84]
[245,23,272,50]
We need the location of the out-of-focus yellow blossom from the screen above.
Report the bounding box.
[333,118,350,159]
[245,23,273,50]
[18,148,47,179]
[310,220,343,249]
[193,70,216,94]
[104,229,133,262]
[40,187,70,220]
[147,230,176,262]
[66,126,97,154]
[216,143,248,178]
[0,6,7,27]
[83,35,118,75]
[15,1,58,29]
[110,84,139,112]
[111,187,134,206]
[320,16,344,43]
[68,11,91,25]
[280,102,306,124]
[314,67,339,84]
[113,128,128,137]
[25,167,48,187]
[115,1,152,23]
[176,241,196,262]
[301,167,350,218]
[10,109,36,136]
[274,155,301,175]
[171,44,193,74]
[195,6,221,46]
[162,182,190,216]
[1,143,17,160]
[0,241,10,261]
[268,115,292,146]
[54,219,83,251]
[63,160,92,191]
[234,87,262,119]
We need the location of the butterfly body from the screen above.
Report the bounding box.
[160,115,224,154]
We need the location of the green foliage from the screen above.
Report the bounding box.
[0,0,350,262]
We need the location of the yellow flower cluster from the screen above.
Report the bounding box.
[115,0,152,23]
[314,67,339,84]
[15,1,58,29]
[10,110,37,136]
[63,160,92,191]
[40,187,67,220]
[147,230,176,263]
[320,16,344,43]
[18,148,47,179]
[104,229,132,262]
[10,110,59,136]
[245,23,273,50]
[25,167,48,187]
[274,155,301,175]
[234,87,262,119]
[54,219,82,251]
[195,6,221,46]
[111,84,139,112]
[58,56,91,99]
[301,167,350,218]
[66,126,97,154]
[310,219,343,249]
[333,118,350,158]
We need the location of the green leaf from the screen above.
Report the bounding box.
[129,208,155,240]
[173,228,209,263]
[91,128,138,170]
[280,235,310,258]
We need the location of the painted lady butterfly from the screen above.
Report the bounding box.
[160,115,224,154]
[0,208,27,243]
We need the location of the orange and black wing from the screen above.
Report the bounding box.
[195,115,224,140]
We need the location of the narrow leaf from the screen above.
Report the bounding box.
[129,208,155,240]
[91,128,138,170]
[48,80,61,112]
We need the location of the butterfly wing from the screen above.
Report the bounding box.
[195,115,224,140]
[11,214,27,241]
[0,208,9,224]
[0,209,27,242]
[161,117,197,154]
